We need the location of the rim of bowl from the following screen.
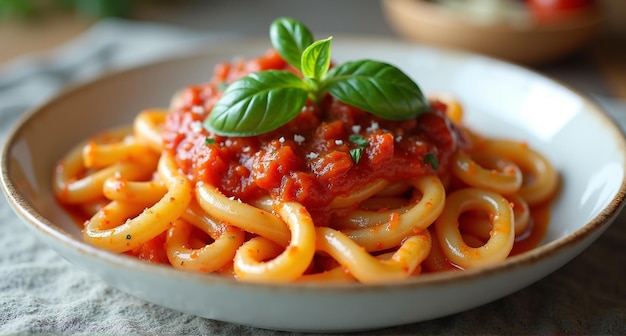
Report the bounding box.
[2,37,626,293]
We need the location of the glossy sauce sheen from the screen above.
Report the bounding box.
[163,50,467,225]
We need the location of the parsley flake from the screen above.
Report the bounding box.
[350,148,364,164]
[348,134,369,164]
[349,134,369,147]
[424,153,439,170]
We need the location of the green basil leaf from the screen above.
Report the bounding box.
[205,70,308,136]
[301,37,332,82]
[323,60,429,120]
[269,17,314,70]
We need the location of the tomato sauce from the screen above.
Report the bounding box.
[163,49,468,225]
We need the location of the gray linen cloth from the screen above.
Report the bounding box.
[1,18,625,335]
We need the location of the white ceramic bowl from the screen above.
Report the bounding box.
[2,37,625,332]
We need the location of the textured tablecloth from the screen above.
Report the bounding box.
[1,19,625,335]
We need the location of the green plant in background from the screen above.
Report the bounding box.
[0,0,139,20]
[58,0,133,18]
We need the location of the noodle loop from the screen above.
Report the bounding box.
[233,202,316,282]
[435,188,515,269]
[52,46,558,283]
[83,152,192,253]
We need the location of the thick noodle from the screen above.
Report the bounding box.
[53,90,558,282]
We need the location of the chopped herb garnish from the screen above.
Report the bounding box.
[348,134,369,164]
[349,134,369,148]
[424,153,439,170]
[350,148,364,164]
[205,137,216,145]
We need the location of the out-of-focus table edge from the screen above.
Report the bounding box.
[1,8,625,99]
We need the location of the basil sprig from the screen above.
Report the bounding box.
[205,17,429,137]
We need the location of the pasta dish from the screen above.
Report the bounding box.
[53,17,559,284]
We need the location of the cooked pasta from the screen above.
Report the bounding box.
[53,45,559,284]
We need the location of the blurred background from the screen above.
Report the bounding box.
[0,0,624,98]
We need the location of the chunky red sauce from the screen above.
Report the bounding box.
[163,49,468,224]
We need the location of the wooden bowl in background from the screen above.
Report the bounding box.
[381,0,605,65]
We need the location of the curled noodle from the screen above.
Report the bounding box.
[53,51,559,283]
